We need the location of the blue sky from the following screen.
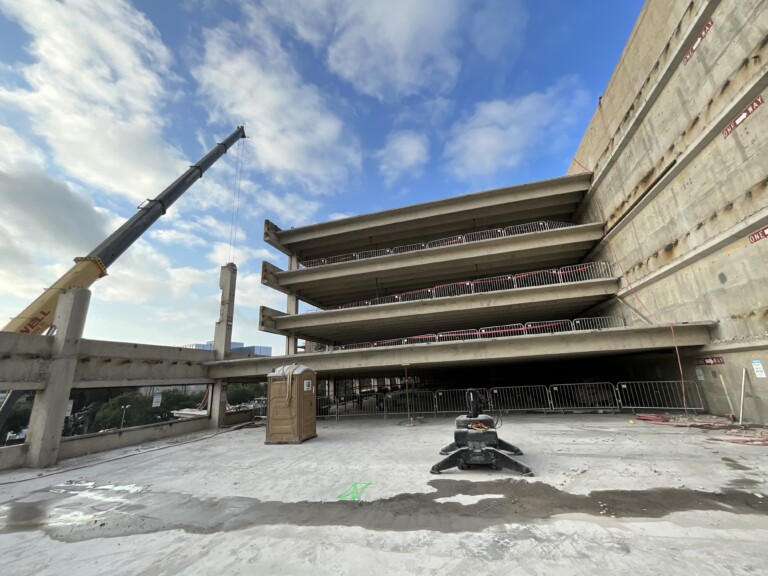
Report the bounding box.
[0,0,643,353]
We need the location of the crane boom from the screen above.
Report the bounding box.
[2,126,246,335]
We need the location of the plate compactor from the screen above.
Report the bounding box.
[430,389,533,476]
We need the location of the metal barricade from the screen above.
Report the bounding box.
[437,329,480,342]
[524,320,573,335]
[316,396,335,418]
[504,221,549,236]
[515,269,560,288]
[479,323,526,338]
[299,222,580,269]
[398,288,434,302]
[404,334,437,345]
[384,390,436,416]
[427,235,464,249]
[490,386,551,412]
[464,229,505,243]
[299,257,326,268]
[337,300,371,309]
[549,383,620,411]
[373,338,405,348]
[617,381,705,411]
[435,388,487,413]
[339,342,373,350]
[572,316,625,330]
[325,253,358,265]
[541,221,574,230]
[358,248,391,260]
[251,397,268,417]
[392,242,427,254]
[434,281,474,298]
[559,261,612,283]
[472,274,516,293]
[331,393,386,417]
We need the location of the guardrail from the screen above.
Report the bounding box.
[299,220,576,269]
[333,315,625,351]
[315,381,705,418]
[320,261,613,313]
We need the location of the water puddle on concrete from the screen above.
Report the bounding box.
[0,479,766,542]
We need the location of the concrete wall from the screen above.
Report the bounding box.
[57,416,210,461]
[570,0,768,421]
[0,444,27,471]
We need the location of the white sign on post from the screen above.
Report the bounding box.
[152,390,163,407]
[752,360,766,379]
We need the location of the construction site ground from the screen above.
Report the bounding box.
[1,413,767,575]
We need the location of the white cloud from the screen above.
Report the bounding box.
[375,130,430,186]
[470,0,528,61]
[193,11,361,195]
[0,171,111,262]
[236,272,286,311]
[0,125,46,172]
[149,229,206,247]
[0,0,186,203]
[444,76,591,180]
[264,0,463,101]
[328,212,355,221]
[255,190,323,227]
[206,243,277,268]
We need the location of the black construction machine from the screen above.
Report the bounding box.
[430,389,533,476]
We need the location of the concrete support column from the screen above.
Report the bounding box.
[286,254,300,355]
[25,287,90,468]
[210,263,236,429]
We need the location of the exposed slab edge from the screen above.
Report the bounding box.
[259,306,289,336]
[264,225,606,308]
[208,323,713,378]
[263,219,288,256]
[274,279,620,342]
[261,260,288,295]
[273,173,592,252]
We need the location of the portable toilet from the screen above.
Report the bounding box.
[265,364,317,444]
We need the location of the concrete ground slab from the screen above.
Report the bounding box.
[1,414,767,575]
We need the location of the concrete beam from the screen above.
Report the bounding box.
[270,279,620,343]
[263,219,289,256]
[73,378,214,389]
[207,323,713,379]
[259,306,289,336]
[270,173,591,260]
[265,223,605,307]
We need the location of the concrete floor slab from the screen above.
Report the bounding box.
[1,414,767,575]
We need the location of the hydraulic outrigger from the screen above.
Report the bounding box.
[430,389,533,476]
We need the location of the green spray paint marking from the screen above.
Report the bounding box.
[338,482,373,501]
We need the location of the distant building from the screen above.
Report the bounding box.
[181,341,271,356]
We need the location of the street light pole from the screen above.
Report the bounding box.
[120,404,131,429]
